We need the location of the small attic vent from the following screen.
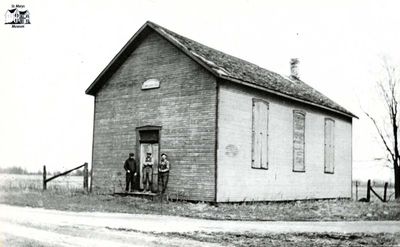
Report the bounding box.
[142,79,160,90]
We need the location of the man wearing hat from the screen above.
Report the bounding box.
[123,153,137,192]
[158,153,170,194]
[142,152,154,193]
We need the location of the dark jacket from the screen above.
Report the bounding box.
[159,160,170,173]
[124,158,136,173]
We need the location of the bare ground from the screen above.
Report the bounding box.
[0,204,399,246]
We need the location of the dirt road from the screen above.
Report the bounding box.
[0,204,399,246]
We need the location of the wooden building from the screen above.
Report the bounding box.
[4,8,20,24]
[86,21,357,202]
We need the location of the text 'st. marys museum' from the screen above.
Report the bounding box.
[85,21,357,202]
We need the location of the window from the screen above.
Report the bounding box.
[251,99,269,169]
[324,118,335,173]
[293,110,305,172]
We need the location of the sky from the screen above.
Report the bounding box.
[1,0,399,181]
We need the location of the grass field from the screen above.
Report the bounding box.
[1,174,399,246]
[0,173,83,191]
[1,174,395,201]
[0,174,398,222]
[0,176,399,221]
[2,190,400,221]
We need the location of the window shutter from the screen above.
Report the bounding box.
[259,102,268,169]
[293,110,305,172]
[252,99,269,169]
[252,100,260,168]
[324,118,335,173]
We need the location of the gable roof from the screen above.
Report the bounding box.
[86,21,357,118]
[7,8,18,14]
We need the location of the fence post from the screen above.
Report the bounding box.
[355,181,358,201]
[43,165,47,190]
[83,162,88,192]
[383,182,388,202]
[367,179,371,202]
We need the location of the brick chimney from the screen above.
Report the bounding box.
[290,58,299,79]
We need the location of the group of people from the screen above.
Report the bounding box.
[123,152,170,193]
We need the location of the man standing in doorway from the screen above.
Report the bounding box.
[158,153,170,194]
[124,153,137,192]
[142,152,153,193]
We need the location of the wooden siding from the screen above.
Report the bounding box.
[216,81,352,202]
[92,31,217,201]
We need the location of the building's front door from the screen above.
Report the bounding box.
[139,143,159,191]
[136,126,161,192]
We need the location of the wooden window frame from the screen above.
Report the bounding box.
[292,110,306,172]
[251,98,269,170]
[324,118,335,174]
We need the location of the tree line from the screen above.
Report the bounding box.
[0,166,86,176]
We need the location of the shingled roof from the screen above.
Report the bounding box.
[86,21,357,118]
[8,8,17,14]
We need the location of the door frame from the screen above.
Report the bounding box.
[135,125,162,190]
[139,142,159,191]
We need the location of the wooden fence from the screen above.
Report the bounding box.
[366,179,389,202]
[43,163,89,192]
[353,179,391,202]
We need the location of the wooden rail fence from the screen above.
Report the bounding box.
[366,179,389,202]
[43,163,89,192]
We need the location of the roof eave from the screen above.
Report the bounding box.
[85,21,358,120]
[148,22,357,119]
[219,75,358,119]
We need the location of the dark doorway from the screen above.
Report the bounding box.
[136,126,161,192]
